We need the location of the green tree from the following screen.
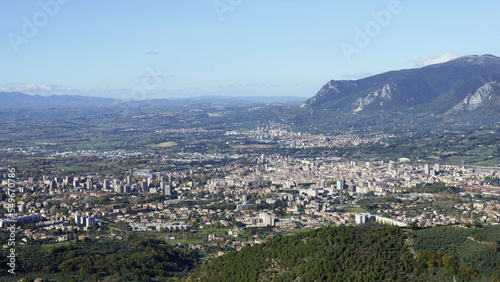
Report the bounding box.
[443,253,458,276]
[492,269,500,282]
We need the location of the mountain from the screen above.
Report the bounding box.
[304,54,500,115]
[0,92,117,109]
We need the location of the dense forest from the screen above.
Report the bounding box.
[0,237,198,281]
[187,226,415,281]
[412,225,500,281]
[405,183,463,194]
[188,225,500,281]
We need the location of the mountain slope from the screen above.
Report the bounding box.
[305,54,500,114]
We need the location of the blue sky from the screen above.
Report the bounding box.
[1,0,500,100]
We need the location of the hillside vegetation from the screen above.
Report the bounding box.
[188,225,500,281]
[188,226,415,281]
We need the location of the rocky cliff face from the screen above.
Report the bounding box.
[447,81,500,114]
[352,83,395,112]
[307,80,359,105]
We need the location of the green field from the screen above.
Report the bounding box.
[154,141,178,147]
[165,238,205,245]
[230,144,274,149]
[345,207,367,212]
[54,165,94,172]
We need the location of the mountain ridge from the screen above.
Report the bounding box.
[305,54,500,115]
[0,92,117,109]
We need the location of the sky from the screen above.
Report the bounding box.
[1,0,500,100]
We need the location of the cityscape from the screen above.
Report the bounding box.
[1,1,500,281]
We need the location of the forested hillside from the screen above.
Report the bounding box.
[412,225,500,281]
[0,237,198,281]
[188,225,500,282]
[187,226,415,281]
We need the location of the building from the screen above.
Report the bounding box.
[64,176,72,184]
[113,179,121,193]
[103,180,109,190]
[0,213,41,228]
[86,179,93,190]
[242,194,250,202]
[141,180,148,192]
[235,203,249,211]
[75,215,83,225]
[75,215,96,227]
[374,215,408,227]
[260,212,274,226]
[85,216,96,227]
[161,182,171,195]
[355,213,372,224]
[424,164,430,174]
[337,180,345,190]
[434,163,441,172]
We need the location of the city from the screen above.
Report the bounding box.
[2,1,500,280]
[2,151,500,246]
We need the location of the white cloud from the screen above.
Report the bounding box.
[411,52,460,67]
[0,83,71,93]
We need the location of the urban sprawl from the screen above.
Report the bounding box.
[2,150,500,256]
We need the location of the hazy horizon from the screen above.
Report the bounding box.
[1,1,500,99]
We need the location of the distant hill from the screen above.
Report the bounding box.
[0,92,117,109]
[304,54,500,115]
[172,95,308,103]
[0,92,306,110]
